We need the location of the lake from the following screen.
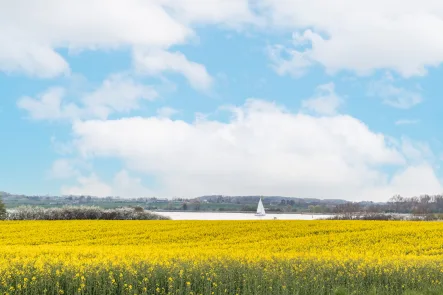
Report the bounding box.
[155,211,334,220]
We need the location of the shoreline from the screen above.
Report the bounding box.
[153,210,332,215]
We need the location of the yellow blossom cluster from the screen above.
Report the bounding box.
[1,220,443,294]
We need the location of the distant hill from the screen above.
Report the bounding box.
[195,195,350,205]
[0,191,385,209]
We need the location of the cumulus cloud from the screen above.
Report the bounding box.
[61,174,113,197]
[6,1,443,79]
[301,83,343,115]
[0,0,189,77]
[17,74,156,121]
[7,0,443,201]
[360,165,442,200]
[61,170,154,198]
[133,49,213,91]
[400,137,435,164]
[267,44,312,78]
[264,0,443,77]
[62,98,443,201]
[49,159,80,179]
[0,42,70,78]
[17,87,67,121]
[368,79,423,109]
[80,74,157,119]
[160,0,259,26]
[0,0,255,78]
[156,107,179,118]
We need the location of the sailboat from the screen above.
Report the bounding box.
[255,198,266,216]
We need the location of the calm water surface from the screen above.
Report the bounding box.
[156,212,334,220]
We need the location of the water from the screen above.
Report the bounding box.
[155,211,334,220]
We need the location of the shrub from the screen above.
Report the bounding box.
[6,206,170,220]
[241,205,255,212]
[0,197,6,220]
[325,214,402,221]
[133,206,144,213]
[325,213,436,221]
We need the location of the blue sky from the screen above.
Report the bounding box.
[1,0,443,201]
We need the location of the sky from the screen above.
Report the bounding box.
[1,0,443,201]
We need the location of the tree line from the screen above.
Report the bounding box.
[332,194,443,215]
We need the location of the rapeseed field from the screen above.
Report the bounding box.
[1,220,443,294]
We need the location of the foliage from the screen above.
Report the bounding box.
[133,206,144,213]
[329,213,443,221]
[326,213,410,220]
[335,194,443,216]
[181,202,188,210]
[6,205,169,220]
[1,220,443,293]
[241,205,256,212]
[0,196,6,220]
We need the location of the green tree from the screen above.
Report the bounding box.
[194,202,201,211]
[313,205,325,213]
[133,206,144,213]
[0,197,6,220]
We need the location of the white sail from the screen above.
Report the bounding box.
[255,198,266,216]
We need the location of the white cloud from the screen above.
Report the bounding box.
[301,82,343,115]
[395,119,419,126]
[267,44,311,78]
[263,0,443,77]
[0,42,70,78]
[161,0,259,26]
[368,79,423,109]
[62,170,153,198]
[156,107,179,118]
[50,136,75,155]
[81,74,157,119]
[391,165,441,195]
[0,1,189,77]
[49,159,80,179]
[400,137,435,164]
[63,98,443,201]
[5,1,443,79]
[17,74,156,121]
[133,49,213,91]
[61,174,113,197]
[7,0,443,201]
[360,165,442,200]
[0,0,255,78]
[17,87,68,121]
